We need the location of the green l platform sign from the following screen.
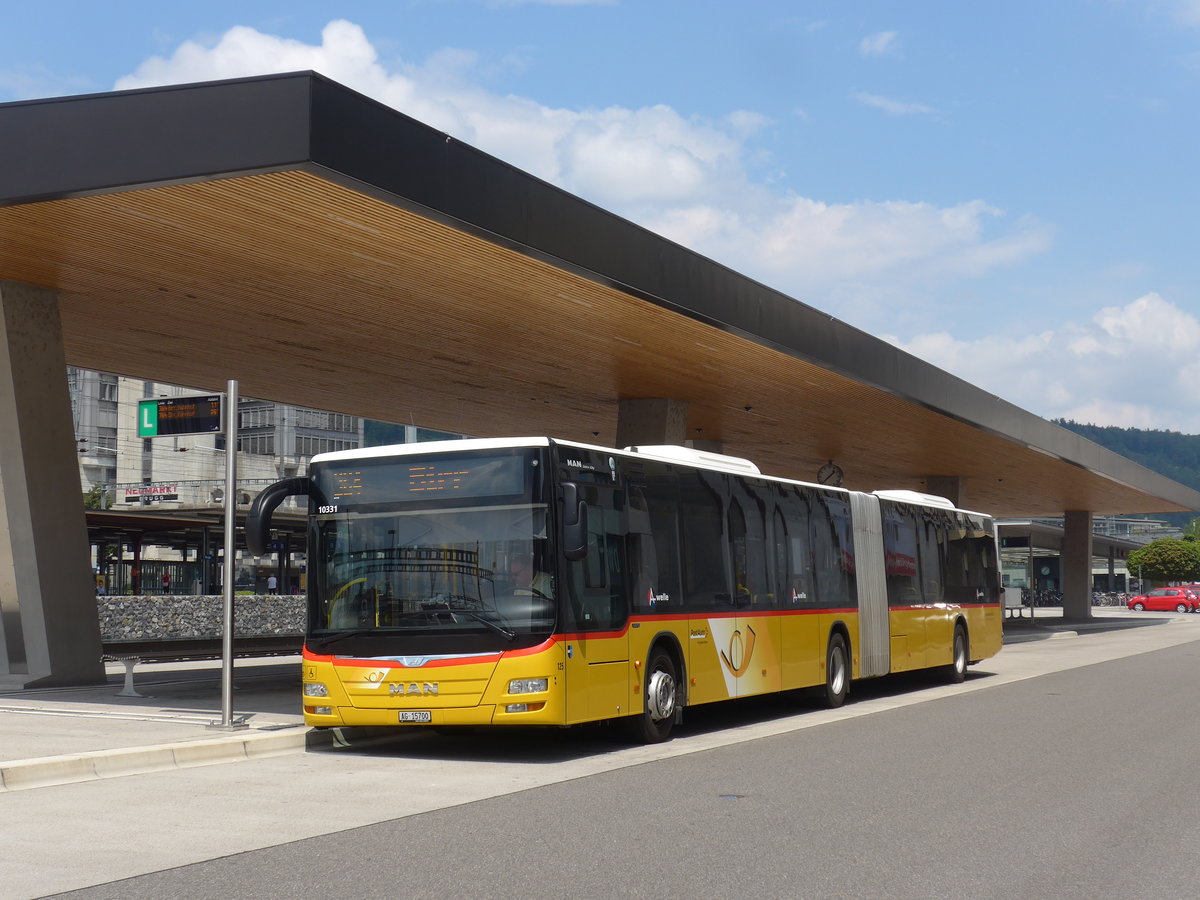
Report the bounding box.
[137,395,223,437]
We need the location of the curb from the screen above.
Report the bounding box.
[1003,630,1079,644]
[0,726,308,792]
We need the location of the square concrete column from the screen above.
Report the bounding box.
[1062,509,1094,621]
[926,476,963,508]
[615,398,689,449]
[0,280,104,685]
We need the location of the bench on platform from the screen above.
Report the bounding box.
[1003,587,1030,619]
[101,635,303,697]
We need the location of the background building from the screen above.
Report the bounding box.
[69,368,365,594]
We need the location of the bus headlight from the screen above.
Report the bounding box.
[506,702,545,713]
[303,683,329,698]
[508,677,548,694]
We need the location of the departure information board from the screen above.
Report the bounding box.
[137,395,223,437]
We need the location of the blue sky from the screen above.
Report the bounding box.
[4,1,1200,431]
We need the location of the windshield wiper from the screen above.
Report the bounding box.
[312,609,516,643]
[308,629,376,649]
[441,608,516,641]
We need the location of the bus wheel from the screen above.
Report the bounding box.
[628,647,678,743]
[943,625,968,684]
[823,634,849,709]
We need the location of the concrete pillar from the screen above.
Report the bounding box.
[0,280,104,686]
[926,476,963,508]
[615,398,688,448]
[1062,509,1094,621]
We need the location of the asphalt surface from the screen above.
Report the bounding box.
[96,639,1200,900]
[2,607,1197,898]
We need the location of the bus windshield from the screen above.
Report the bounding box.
[307,449,554,653]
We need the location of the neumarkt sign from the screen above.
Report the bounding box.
[137,395,223,437]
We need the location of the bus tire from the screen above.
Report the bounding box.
[823,633,849,709]
[628,646,679,743]
[944,624,968,684]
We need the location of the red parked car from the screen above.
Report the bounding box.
[1127,587,1200,613]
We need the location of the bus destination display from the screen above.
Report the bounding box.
[321,455,525,505]
[407,463,472,493]
[330,469,365,501]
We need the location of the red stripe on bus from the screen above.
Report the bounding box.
[304,648,503,668]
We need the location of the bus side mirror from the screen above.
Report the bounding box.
[562,482,588,561]
[246,476,310,555]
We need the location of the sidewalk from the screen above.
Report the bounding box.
[0,656,307,791]
[1,608,1182,793]
[1001,605,1180,643]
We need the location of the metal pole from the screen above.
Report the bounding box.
[1027,530,1035,623]
[212,379,245,730]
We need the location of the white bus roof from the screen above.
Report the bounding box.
[309,436,551,464]
[310,437,989,516]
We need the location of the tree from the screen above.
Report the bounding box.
[1127,538,1200,585]
[82,484,111,510]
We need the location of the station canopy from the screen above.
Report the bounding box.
[3,71,1200,519]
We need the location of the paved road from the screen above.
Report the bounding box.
[7,611,1200,899]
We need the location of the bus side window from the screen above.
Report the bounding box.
[829,494,857,605]
[678,469,728,612]
[776,488,817,608]
[728,477,769,609]
[919,512,945,604]
[944,512,995,604]
[635,467,681,612]
[811,492,845,607]
[881,500,921,606]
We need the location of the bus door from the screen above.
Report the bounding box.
[678,469,734,704]
[877,498,939,672]
[725,477,780,698]
[774,489,820,690]
[562,478,630,723]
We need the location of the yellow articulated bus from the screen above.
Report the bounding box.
[247,437,1002,743]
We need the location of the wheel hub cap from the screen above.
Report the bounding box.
[646,669,676,721]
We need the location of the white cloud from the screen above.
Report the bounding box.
[859,31,899,57]
[1094,292,1200,352]
[109,19,1200,433]
[853,91,935,116]
[113,20,1040,306]
[114,20,1102,413]
[887,293,1200,431]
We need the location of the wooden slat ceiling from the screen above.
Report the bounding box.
[0,168,1191,517]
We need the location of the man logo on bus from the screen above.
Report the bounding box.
[389,682,439,696]
[719,625,757,678]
